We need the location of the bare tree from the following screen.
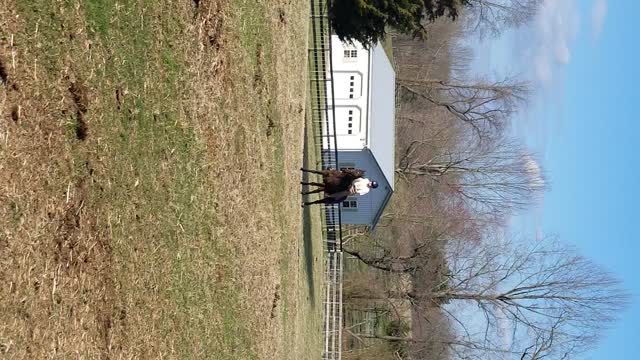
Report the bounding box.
[343,248,420,274]
[392,3,534,137]
[397,133,545,222]
[463,0,542,38]
[398,76,529,137]
[343,197,483,276]
[395,24,473,81]
[343,225,448,275]
[425,235,630,359]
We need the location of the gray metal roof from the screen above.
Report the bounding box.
[368,44,396,190]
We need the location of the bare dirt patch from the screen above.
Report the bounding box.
[198,0,226,52]
[68,78,89,140]
[271,284,282,319]
[10,104,19,122]
[0,57,8,85]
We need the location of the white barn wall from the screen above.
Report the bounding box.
[324,37,371,150]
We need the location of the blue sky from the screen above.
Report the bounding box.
[469,0,639,358]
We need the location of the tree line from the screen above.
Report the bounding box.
[330,0,540,47]
[338,2,629,360]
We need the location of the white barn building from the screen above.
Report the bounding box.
[326,36,396,228]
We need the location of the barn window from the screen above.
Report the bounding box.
[349,110,353,115]
[339,162,356,171]
[344,50,358,61]
[348,130,352,134]
[342,199,358,209]
[350,76,355,80]
[349,94,353,99]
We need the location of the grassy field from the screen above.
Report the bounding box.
[0,0,324,358]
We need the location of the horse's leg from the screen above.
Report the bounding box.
[300,167,324,175]
[302,188,325,195]
[302,197,331,207]
[300,182,324,187]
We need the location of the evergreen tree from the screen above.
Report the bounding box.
[329,0,466,47]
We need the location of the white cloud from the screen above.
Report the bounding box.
[465,0,582,152]
[467,0,581,88]
[529,0,581,87]
[523,153,545,190]
[591,0,608,41]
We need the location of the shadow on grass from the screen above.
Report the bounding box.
[302,122,316,307]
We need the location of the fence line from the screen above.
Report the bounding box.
[307,1,344,359]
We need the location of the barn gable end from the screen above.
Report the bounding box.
[329,36,396,228]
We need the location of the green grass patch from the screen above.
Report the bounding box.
[2,0,318,357]
[11,0,251,357]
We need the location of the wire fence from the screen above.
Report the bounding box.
[308,0,344,359]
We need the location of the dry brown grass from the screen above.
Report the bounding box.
[0,0,322,358]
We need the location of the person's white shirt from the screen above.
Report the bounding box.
[352,178,370,196]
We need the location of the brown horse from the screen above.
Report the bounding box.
[299,168,365,206]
